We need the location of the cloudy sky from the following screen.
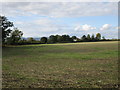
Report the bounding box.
[1,2,118,38]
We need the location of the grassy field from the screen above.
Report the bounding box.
[2,41,118,88]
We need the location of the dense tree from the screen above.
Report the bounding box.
[71,36,77,41]
[7,28,23,45]
[40,37,47,44]
[81,35,87,41]
[91,34,95,41]
[0,16,14,44]
[47,35,73,43]
[87,34,91,41]
[56,35,63,43]
[71,36,77,39]
[48,35,57,43]
[96,33,101,40]
[61,35,72,43]
[61,35,67,42]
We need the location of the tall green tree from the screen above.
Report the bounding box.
[91,34,95,41]
[96,33,101,40]
[7,28,23,45]
[61,35,72,43]
[71,36,77,42]
[71,36,77,39]
[87,34,91,41]
[40,37,47,44]
[81,35,87,41]
[56,35,63,43]
[0,16,14,44]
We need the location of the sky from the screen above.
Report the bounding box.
[1,2,119,39]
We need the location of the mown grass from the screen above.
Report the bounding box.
[2,41,118,88]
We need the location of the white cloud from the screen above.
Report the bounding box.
[0,2,118,38]
[100,24,111,30]
[1,2,118,17]
[33,18,61,32]
[13,18,62,37]
[82,24,96,31]
[75,24,96,31]
[74,26,81,31]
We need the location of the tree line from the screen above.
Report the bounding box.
[0,16,118,45]
[9,33,108,45]
[39,33,105,44]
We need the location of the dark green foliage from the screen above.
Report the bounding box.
[48,35,73,43]
[81,35,87,41]
[71,36,78,42]
[6,33,107,45]
[48,35,57,43]
[0,16,14,44]
[71,36,77,40]
[56,35,63,43]
[40,37,47,44]
[87,34,91,41]
[6,28,23,45]
[96,33,101,40]
[91,34,95,41]
[61,35,73,43]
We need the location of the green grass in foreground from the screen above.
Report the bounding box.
[2,41,118,88]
